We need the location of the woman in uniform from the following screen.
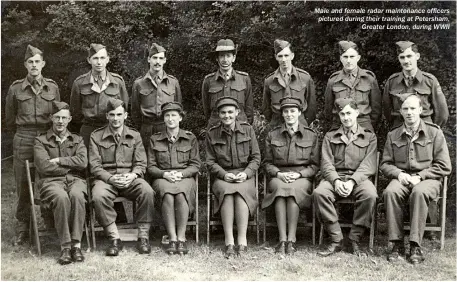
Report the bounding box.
[262,97,320,255]
[147,102,201,255]
[206,96,261,258]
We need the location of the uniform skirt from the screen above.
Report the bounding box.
[212,168,258,217]
[261,168,313,210]
[152,177,197,214]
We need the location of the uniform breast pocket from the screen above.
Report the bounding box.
[295,140,313,160]
[16,94,33,115]
[154,146,170,165]
[271,140,287,161]
[236,137,251,163]
[353,138,370,159]
[290,83,306,98]
[332,86,348,99]
[208,86,224,108]
[99,142,116,164]
[120,141,135,163]
[176,145,191,164]
[139,89,154,107]
[354,84,371,105]
[80,89,97,108]
[105,85,121,98]
[269,84,283,105]
[413,87,431,107]
[415,139,432,162]
[161,86,176,103]
[38,93,56,115]
[230,83,246,105]
[392,140,408,163]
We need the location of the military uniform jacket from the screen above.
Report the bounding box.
[34,129,87,178]
[6,76,60,132]
[131,70,181,126]
[380,120,452,180]
[324,68,381,128]
[383,69,448,127]
[201,69,253,125]
[147,129,201,178]
[321,125,377,185]
[70,71,128,126]
[263,123,320,178]
[205,121,260,179]
[89,125,146,182]
[262,66,316,126]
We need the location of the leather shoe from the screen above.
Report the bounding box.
[177,241,189,255]
[137,238,151,254]
[387,241,405,262]
[275,241,286,255]
[317,241,343,257]
[409,246,425,264]
[106,239,123,256]
[70,247,84,262]
[428,231,438,242]
[13,231,28,246]
[236,245,248,257]
[351,240,363,256]
[58,248,72,265]
[224,244,235,259]
[286,241,297,255]
[166,241,177,255]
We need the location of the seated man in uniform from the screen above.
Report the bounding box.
[314,97,377,257]
[381,94,451,264]
[89,98,155,256]
[34,101,87,265]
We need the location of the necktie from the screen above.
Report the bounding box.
[406,76,414,87]
[288,128,295,137]
[97,75,104,89]
[284,73,291,85]
[115,133,121,144]
[32,80,40,93]
[170,136,176,143]
[347,130,353,141]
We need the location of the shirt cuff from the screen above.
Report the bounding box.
[243,168,254,179]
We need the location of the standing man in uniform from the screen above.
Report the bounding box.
[70,43,129,148]
[202,39,253,128]
[6,45,61,245]
[323,41,381,133]
[34,101,87,265]
[314,97,378,257]
[381,94,451,264]
[383,41,448,129]
[131,43,182,149]
[262,39,316,128]
[89,98,155,256]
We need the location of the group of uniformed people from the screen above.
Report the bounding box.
[5,38,451,266]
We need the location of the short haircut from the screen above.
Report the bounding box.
[403,94,422,107]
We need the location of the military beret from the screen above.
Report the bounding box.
[279,96,302,110]
[214,39,237,54]
[106,98,124,112]
[51,101,70,115]
[335,97,357,111]
[274,39,291,55]
[149,43,166,57]
[24,45,43,61]
[215,96,239,109]
[88,43,106,58]
[396,41,415,53]
[338,40,358,54]
[161,102,183,116]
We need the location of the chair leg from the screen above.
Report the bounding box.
[263,210,266,244]
[369,204,376,251]
[312,204,316,245]
[90,205,97,251]
[440,198,446,251]
[84,220,91,251]
[319,225,324,246]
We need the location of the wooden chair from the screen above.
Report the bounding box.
[377,175,448,250]
[186,173,199,243]
[262,173,316,245]
[318,152,380,250]
[87,177,137,250]
[206,171,260,244]
[26,160,91,256]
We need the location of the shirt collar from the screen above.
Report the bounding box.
[156,129,190,141]
[102,125,131,140]
[343,67,359,77]
[216,68,234,81]
[91,70,107,81]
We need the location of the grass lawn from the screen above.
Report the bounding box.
[1,158,456,280]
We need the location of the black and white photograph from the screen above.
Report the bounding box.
[1,0,455,280]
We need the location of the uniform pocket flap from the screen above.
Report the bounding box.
[121,140,134,148]
[211,139,226,145]
[413,87,431,95]
[231,83,246,92]
[161,86,175,96]
[208,86,223,93]
[104,86,120,96]
[332,86,347,93]
[139,89,152,96]
[99,142,115,149]
[392,140,408,148]
[271,140,286,147]
[414,139,432,147]
[16,94,32,101]
[176,146,192,152]
[269,84,282,93]
[290,83,305,92]
[236,136,251,143]
[353,138,370,148]
[296,140,313,148]
[153,146,168,152]
[355,84,371,92]
[41,93,55,101]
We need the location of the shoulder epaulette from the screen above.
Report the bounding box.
[265,71,276,79]
[134,75,144,82]
[204,72,216,80]
[93,125,108,132]
[329,70,341,79]
[387,72,401,81]
[127,126,139,133]
[185,131,194,135]
[167,74,178,80]
[271,125,282,131]
[363,69,376,78]
[74,73,89,82]
[296,68,310,76]
[208,123,221,132]
[421,71,437,80]
[43,78,58,86]
[235,70,248,76]
[110,72,125,81]
[391,123,403,131]
[303,126,317,134]
[11,78,24,86]
[424,121,440,129]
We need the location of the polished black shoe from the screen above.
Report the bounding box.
[13,231,28,246]
[58,248,72,265]
[350,240,363,256]
[106,239,123,256]
[409,246,425,264]
[317,241,343,257]
[275,241,286,255]
[137,238,151,254]
[428,231,438,242]
[387,242,405,262]
[70,247,84,262]
[224,244,236,259]
[166,241,177,255]
[236,245,248,257]
[286,241,297,255]
[177,241,189,255]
